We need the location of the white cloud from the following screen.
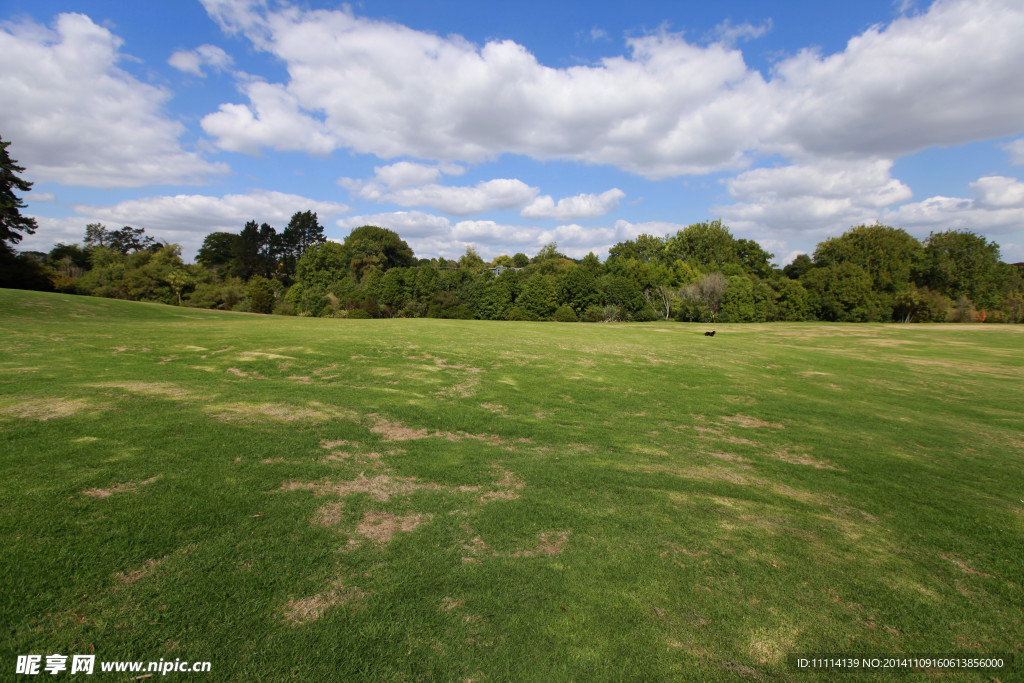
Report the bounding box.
[970,176,1024,209]
[881,175,1024,238]
[708,19,772,47]
[771,0,1024,159]
[168,44,233,76]
[201,80,336,155]
[197,0,1024,178]
[199,2,766,177]
[1004,138,1024,165]
[521,188,625,220]
[20,190,348,259]
[716,159,913,238]
[337,211,451,238]
[0,13,228,188]
[342,176,539,216]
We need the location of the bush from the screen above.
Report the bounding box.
[582,305,605,322]
[347,308,372,319]
[553,305,578,322]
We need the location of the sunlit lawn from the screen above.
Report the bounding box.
[1,289,1021,680]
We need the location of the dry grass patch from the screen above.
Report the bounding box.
[209,401,355,423]
[510,531,571,557]
[83,475,161,499]
[940,553,990,578]
[767,448,840,470]
[94,381,198,400]
[236,351,294,361]
[282,580,367,626]
[0,397,94,421]
[440,597,465,611]
[312,502,346,527]
[280,474,444,502]
[114,557,165,585]
[720,415,785,429]
[355,511,430,544]
[226,367,265,379]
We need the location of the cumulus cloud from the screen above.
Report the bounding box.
[521,188,625,220]
[716,159,913,238]
[881,175,1024,237]
[0,13,228,187]
[341,174,538,216]
[168,44,233,76]
[770,0,1024,158]
[198,1,765,177]
[20,190,349,259]
[707,19,773,47]
[197,0,1024,179]
[337,210,451,238]
[1004,138,1024,165]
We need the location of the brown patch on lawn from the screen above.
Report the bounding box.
[720,415,785,429]
[322,440,356,449]
[208,402,355,423]
[480,403,508,414]
[312,502,346,527]
[0,397,94,421]
[83,475,161,499]
[797,371,830,376]
[226,367,265,379]
[111,346,149,354]
[114,557,165,584]
[282,580,367,625]
[940,554,990,578]
[286,375,312,384]
[708,452,753,467]
[236,351,294,361]
[510,531,570,557]
[368,415,505,445]
[280,474,444,502]
[355,510,430,544]
[693,425,757,446]
[440,597,465,611]
[370,416,433,441]
[767,448,839,470]
[94,381,198,400]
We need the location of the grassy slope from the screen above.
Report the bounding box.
[0,289,1021,681]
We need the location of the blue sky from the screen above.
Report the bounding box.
[4,0,1024,264]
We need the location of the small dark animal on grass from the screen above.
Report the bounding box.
[704,331,716,337]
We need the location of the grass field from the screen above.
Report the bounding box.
[1,288,1022,681]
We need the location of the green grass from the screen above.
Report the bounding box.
[1,289,1022,681]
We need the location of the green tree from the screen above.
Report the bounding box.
[197,231,240,275]
[246,276,277,314]
[0,136,38,254]
[918,230,1004,309]
[557,265,600,315]
[813,224,923,296]
[783,254,813,280]
[296,241,349,291]
[341,225,415,281]
[772,279,811,321]
[802,262,883,322]
[279,210,325,276]
[517,275,558,320]
[719,276,757,322]
[664,220,737,269]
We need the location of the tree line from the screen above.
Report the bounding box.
[2,134,1022,323]
[8,217,1022,324]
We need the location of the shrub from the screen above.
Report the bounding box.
[554,305,578,322]
[582,305,605,322]
[347,308,372,319]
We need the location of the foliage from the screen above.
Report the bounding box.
[0,135,38,251]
